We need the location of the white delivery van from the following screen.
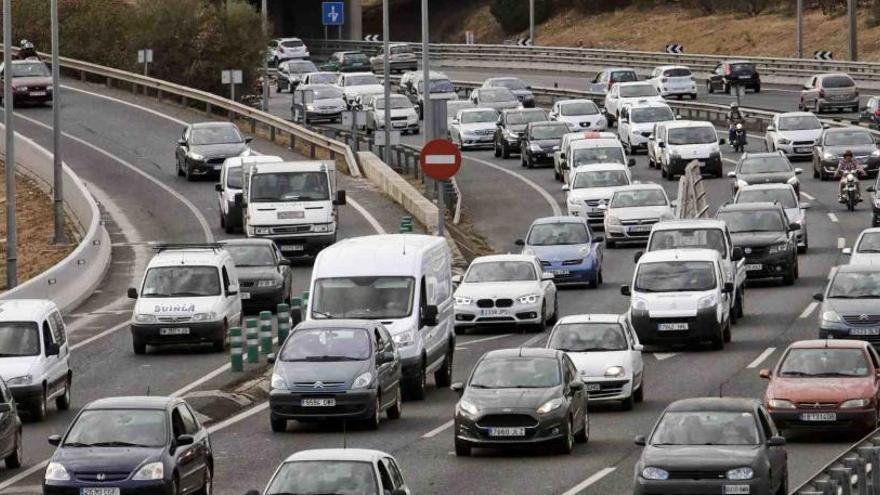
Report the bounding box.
[238,160,346,257]
[308,234,455,399]
[216,155,283,234]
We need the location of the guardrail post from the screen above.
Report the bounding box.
[868,446,880,493]
[259,310,273,354]
[814,478,836,495]
[845,455,868,495]
[250,118,256,134]
[80,69,86,82]
[269,126,276,142]
[245,318,259,363]
[181,96,187,108]
[831,466,854,495]
[157,89,161,103]
[206,102,213,116]
[309,142,317,159]
[229,326,243,372]
[104,76,111,89]
[289,132,296,151]
[277,303,290,344]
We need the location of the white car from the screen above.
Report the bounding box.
[733,183,810,252]
[649,65,698,100]
[603,184,674,247]
[617,102,677,155]
[604,82,664,126]
[655,120,725,179]
[843,228,880,265]
[292,84,346,123]
[260,449,411,495]
[562,136,633,185]
[549,99,607,132]
[269,37,309,65]
[546,314,644,409]
[765,111,824,159]
[564,163,633,228]
[450,108,498,150]
[336,72,384,108]
[446,100,476,131]
[482,76,536,108]
[453,254,558,332]
[366,93,420,134]
[217,155,283,234]
[300,72,339,86]
[554,131,620,182]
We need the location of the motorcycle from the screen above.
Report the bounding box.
[841,173,862,211]
[731,128,747,153]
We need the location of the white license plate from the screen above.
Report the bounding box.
[723,485,750,495]
[277,211,304,220]
[738,75,751,79]
[851,327,880,336]
[159,327,190,336]
[392,122,406,128]
[240,292,251,300]
[30,91,46,96]
[488,427,525,437]
[745,264,763,271]
[658,323,688,331]
[82,488,120,495]
[551,269,570,275]
[212,164,221,171]
[480,309,508,317]
[302,398,335,407]
[628,225,652,233]
[281,244,304,252]
[796,147,812,153]
[585,383,601,392]
[800,412,836,422]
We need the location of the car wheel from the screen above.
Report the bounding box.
[211,323,228,352]
[776,475,788,495]
[185,161,195,182]
[706,81,713,94]
[554,168,562,181]
[494,139,501,158]
[591,269,601,288]
[606,240,616,249]
[176,157,185,177]
[754,84,761,93]
[735,289,744,319]
[56,376,71,411]
[31,389,47,422]
[404,359,427,400]
[534,303,547,333]
[724,82,731,94]
[365,395,381,430]
[434,342,454,387]
[455,437,471,456]
[132,335,147,355]
[502,141,511,159]
[574,412,589,444]
[710,324,725,350]
[196,466,213,495]
[557,417,574,454]
[723,317,732,343]
[548,297,559,325]
[4,429,21,468]
[814,100,822,114]
[386,386,402,420]
[729,298,738,326]
[270,413,287,433]
[634,380,644,403]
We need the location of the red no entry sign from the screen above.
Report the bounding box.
[420,139,461,181]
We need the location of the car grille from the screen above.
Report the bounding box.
[585,380,628,399]
[666,470,726,480]
[477,316,516,322]
[292,381,346,392]
[157,316,191,323]
[793,140,814,146]
[796,401,838,409]
[476,298,514,308]
[477,414,538,428]
[585,200,602,207]
[271,225,312,235]
[207,157,225,165]
[620,218,659,226]
[473,129,494,135]
[239,281,255,288]
[843,314,880,326]
[75,472,130,482]
[562,259,582,266]
[579,122,591,128]
[391,116,408,121]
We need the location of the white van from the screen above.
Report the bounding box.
[308,234,455,399]
[216,155,283,234]
[0,299,71,421]
[128,244,243,355]
[655,120,725,179]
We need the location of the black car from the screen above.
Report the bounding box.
[813,127,880,180]
[175,122,252,181]
[716,202,800,285]
[633,398,787,495]
[268,320,402,432]
[706,60,761,94]
[219,239,292,311]
[451,348,588,456]
[44,396,213,495]
[520,122,569,169]
[493,108,548,159]
[0,379,21,469]
[727,152,803,196]
[319,51,371,73]
[275,59,318,93]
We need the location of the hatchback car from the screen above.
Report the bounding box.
[649,65,697,100]
[493,108,548,159]
[813,127,880,180]
[799,73,859,113]
[563,163,633,227]
[520,121,569,168]
[175,122,251,181]
[44,396,213,495]
[633,398,787,495]
[604,82,664,126]
[549,99,606,132]
[603,184,674,247]
[815,264,880,344]
[765,112,824,159]
[469,87,521,113]
[733,183,809,252]
[0,59,52,105]
[370,43,417,73]
[219,239,292,310]
[587,67,638,94]
[269,37,309,65]
[482,77,535,108]
[517,216,604,287]
[291,83,346,123]
[320,51,371,73]
[275,59,317,93]
[365,94,419,135]
[706,60,761,94]
[843,228,880,263]
[618,102,677,155]
[716,202,800,285]
[761,339,880,435]
[451,348,588,456]
[268,320,402,432]
[728,152,803,196]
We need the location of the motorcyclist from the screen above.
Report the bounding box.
[836,150,867,201]
[17,39,37,60]
[727,103,744,143]
[732,123,747,149]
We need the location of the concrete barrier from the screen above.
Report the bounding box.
[0,125,111,313]
[357,151,439,234]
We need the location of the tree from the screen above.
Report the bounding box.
[489,0,554,33]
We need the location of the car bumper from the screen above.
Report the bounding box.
[775,143,815,158]
[249,231,337,256]
[270,388,377,420]
[8,383,45,403]
[44,480,174,495]
[742,252,794,280]
[377,121,420,132]
[630,307,721,346]
[540,259,599,284]
[238,284,285,308]
[130,321,225,346]
[818,98,859,109]
[459,134,495,147]
[634,478,766,495]
[820,158,880,176]
[567,206,605,226]
[820,325,880,346]
[528,150,556,163]
[14,92,52,104]
[659,86,697,97]
[581,378,632,402]
[306,111,343,121]
[454,302,542,329]
[455,409,566,448]
[668,156,722,176]
[605,223,656,242]
[769,408,876,431]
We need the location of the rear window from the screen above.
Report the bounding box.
[281,40,304,48]
[611,71,638,83]
[343,53,368,63]
[822,75,855,88]
[663,68,692,77]
[730,63,756,73]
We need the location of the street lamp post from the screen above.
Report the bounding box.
[51,0,65,245]
[3,0,16,288]
[261,0,269,111]
[382,0,391,165]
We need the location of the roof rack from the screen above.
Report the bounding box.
[153,243,224,253]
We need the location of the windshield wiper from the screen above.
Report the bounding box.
[62,442,94,447]
[815,372,863,377]
[303,355,362,361]
[170,292,208,297]
[89,441,152,447]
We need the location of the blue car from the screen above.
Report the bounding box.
[516,216,604,287]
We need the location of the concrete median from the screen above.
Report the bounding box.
[357,151,439,234]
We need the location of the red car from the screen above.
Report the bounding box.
[761,339,880,434]
[1,59,52,105]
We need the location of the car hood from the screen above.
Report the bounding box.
[455,281,542,299]
[630,122,659,134]
[558,115,603,124]
[849,253,880,265]
[609,206,671,221]
[567,351,632,378]
[507,124,529,133]
[527,244,592,262]
[464,386,559,411]
[568,187,619,202]
[640,445,760,471]
[729,232,788,248]
[619,95,664,105]
[530,139,561,149]
[12,76,51,87]
[737,172,796,184]
[824,298,880,315]
[767,376,875,403]
[824,144,878,156]
[509,89,534,98]
[459,122,496,133]
[777,129,822,142]
[0,356,39,381]
[234,265,282,282]
[274,359,370,387]
[135,296,220,316]
[54,446,164,474]
[190,143,248,160]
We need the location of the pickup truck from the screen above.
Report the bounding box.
[636,219,746,324]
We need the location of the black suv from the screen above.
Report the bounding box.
[520,121,569,169]
[494,108,548,159]
[706,60,761,94]
[716,202,800,285]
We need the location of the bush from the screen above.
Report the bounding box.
[489,0,554,33]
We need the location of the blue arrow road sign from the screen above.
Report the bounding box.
[322,2,344,26]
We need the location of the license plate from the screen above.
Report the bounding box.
[738,75,751,79]
[213,164,221,171]
[585,383,601,392]
[82,489,120,495]
[851,328,880,336]
[159,327,190,336]
[480,309,508,317]
[723,485,750,495]
[277,211,304,220]
[240,292,251,300]
[800,412,836,422]
[796,147,812,153]
[302,398,335,407]
[281,244,304,252]
[30,91,46,96]
[658,323,688,331]
[628,225,652,233]
[745,264,763,271]
[488,427,525,437]
[551,269,570,276]
[393,122,406,128]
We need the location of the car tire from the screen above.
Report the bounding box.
[706,81,714,94]
[534,303,547,333]
[502,141,511,159]
[735,289,744,319]
[591,269,602,288]
[494,139,501,158]
[270,413,287,433]
[185,162,195,182]
[132,335,147,355]
[455,438,471,456]
[4,429,21,469]
[548,297,559,325]
[365,395,381,430]
[730,298,738,326]
[724,82,731,95]
[574,413,589,444]
[223,214,235,235]
[387,387,402,420]
[710,324,724,350]
[606,240,616,249]
[754,84,761,93]
[723,318,732,343]
[31,389,47,422]
[557,417,575,454]
[634,381,644,403]
[404,359,427,400]
[554,168,562,181]
[815,100,822,114]
[434,342,454,387]
[211,323,228,353]
[196,466,213,495]
[56,376,71,411]
[660,163,667,178]
[176,157,185,177]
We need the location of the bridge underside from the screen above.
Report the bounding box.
[260,0,362,41]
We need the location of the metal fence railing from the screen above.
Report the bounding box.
[792,430,880,495]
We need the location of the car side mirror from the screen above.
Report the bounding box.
[560,152,566,159]
[176,434,195,446]
[334,190,347,206]
[621,285,631,296]
[128,287,138,299]
[628,158,636,167]
[766,126,775,132]
[234,193,244,208]
[451,382,464,396]
[48,434,61,446]
[452,274,463,284]
[569,380,584,391]
[227,284,240,296]
[177,139,186,146]
[377,351,395,365]
[759,368,772,379]
[732,247,744,261]
[794,168,803,175]
[452,119,459,125]
[722,282,734,294]
[813,293,824,301]
[515,239,525,246]
[719,138,727,145]
[767,436,786,447]
[800,202,811,210]
[633,344,644,352]
[658,142,666,148]
[267,353,276,364]
[789,222,801,231]
[561,185,570,192]
[842,247,852,255]
[619,118,628,125]
[633,251,643,263]
[727,171,737,178]
[278,258,291,266]
[634,435,646,446]
[541,272,555,281]
[868,186,877,193]
[215,183,223,192]
[245,137,253,144]
[421,305,439,327]
[0,403,11,413]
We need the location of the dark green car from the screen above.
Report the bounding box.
[320,51,371,73]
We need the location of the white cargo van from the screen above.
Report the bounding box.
[308,234,455,399]
[216,155,283,234]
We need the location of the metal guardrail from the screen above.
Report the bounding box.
[792,430,880,495]
[676,161,710,219]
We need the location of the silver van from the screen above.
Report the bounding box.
[799,73,859,113]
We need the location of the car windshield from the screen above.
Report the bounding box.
[266,461,378,495]
[663,68,692,77]
[717,210,784,233]
[651,411,759,446]
[739,156,791,174]
[64,409,168,448]
[343,53,368,63]
[571,147,626,166]
[631,107,675,123]
[823,75,855,88]
[312,276,414,319]
[374,96,411,110]
[191,125,243,145]
[418,79,455,94]
[492,78,528,90]
[610,71,638,83]
[345,75,378,86]
[737,189,797,208]
[527,223,590,246]
[635,261,716,292]
[281,39,304,48]
[560,102,599,116]
[779,348,869,377]
[648,229,726,256]
[828,271,880,298]
[667,126,717,145]
[479,88,516,103]
[250,171,329,202]
[826,130,874,146]
[470,357,560,388]
[610,189,667,208]
[10,62,49,78]
[0,322,39,357]
[548,323,627,352]
[460,110,497,124]
[286,61,317,73]
[312,87,343,100]
[465,261,536,282]
[225,165,242,189]
[280,328,371,361]
[572,169,629,189]
[619,84,658,97]
[141,266,220,297]
[856,233,880,253]
[390,45,413,55]
[778,115,822,131]
[530,124,568,140]
[224,244,275,267]
[506,111,547,125]
[308,73,337,85]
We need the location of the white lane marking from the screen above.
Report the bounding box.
[465,156,562,216]
[801,191,816,201]
[0,461,49,492]
[426,155,456,165]
[560,467,617,495]
[457,333,513,348]
[653,352,678,361]
[69,320,128,351]
[747,347,776,369]
[421,419,455,439]
[13,112,214,242]
[348,197,387,234]
[171,363,232,398]
[207,401,270,434]
[828,212,839,223]
[800,301,819,319]
[838,237,846,249]
[723,157,738,165]
[521,332,548,348]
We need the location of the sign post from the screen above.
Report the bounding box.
[222,69,243,118]
[420,139,462,237]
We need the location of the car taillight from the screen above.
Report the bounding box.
[874,109,880,117]
[725,65,731,76]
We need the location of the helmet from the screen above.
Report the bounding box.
[730,103,739,109]
[844,150,854,158]
[736,123,743,130]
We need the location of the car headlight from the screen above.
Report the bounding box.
[821,310,842,323]
[254,227,271,235]
[841,398,871,409]
[392,328,416,347]
[530,143,542,152]
[505,130,519,139]
[257,279,280,288]
[14,86,27,93]
[578,245,591,257]
[632,297,648,311]
[597,116,606,126]
[768,398,796,409]
[641,467,669,481]
[517,294,539,304]
[132,461,165,481]
[455,296,473,305]
[726,467,754,481]
[351,371,374,389]
[787,176,799,185]
[187,151,205,161]
[45,462,70,481]
[873,149,880,158]
[768,242,789,254]
[191,312,216,322]
[270,373,288,390]
[567,197,582,206]
[134,313,157,324]
[537,397,564,414]
[313,223,332,233]
[604,366,625,378]
[736,179,749,189]
[697,294,718,309]
[567,122,580,131]
[458,399,479,418]
[777,137,791,145]
[823,152,838,161]
[7,375,32,386]
[306,104,316,112]
[605,215,620,225]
